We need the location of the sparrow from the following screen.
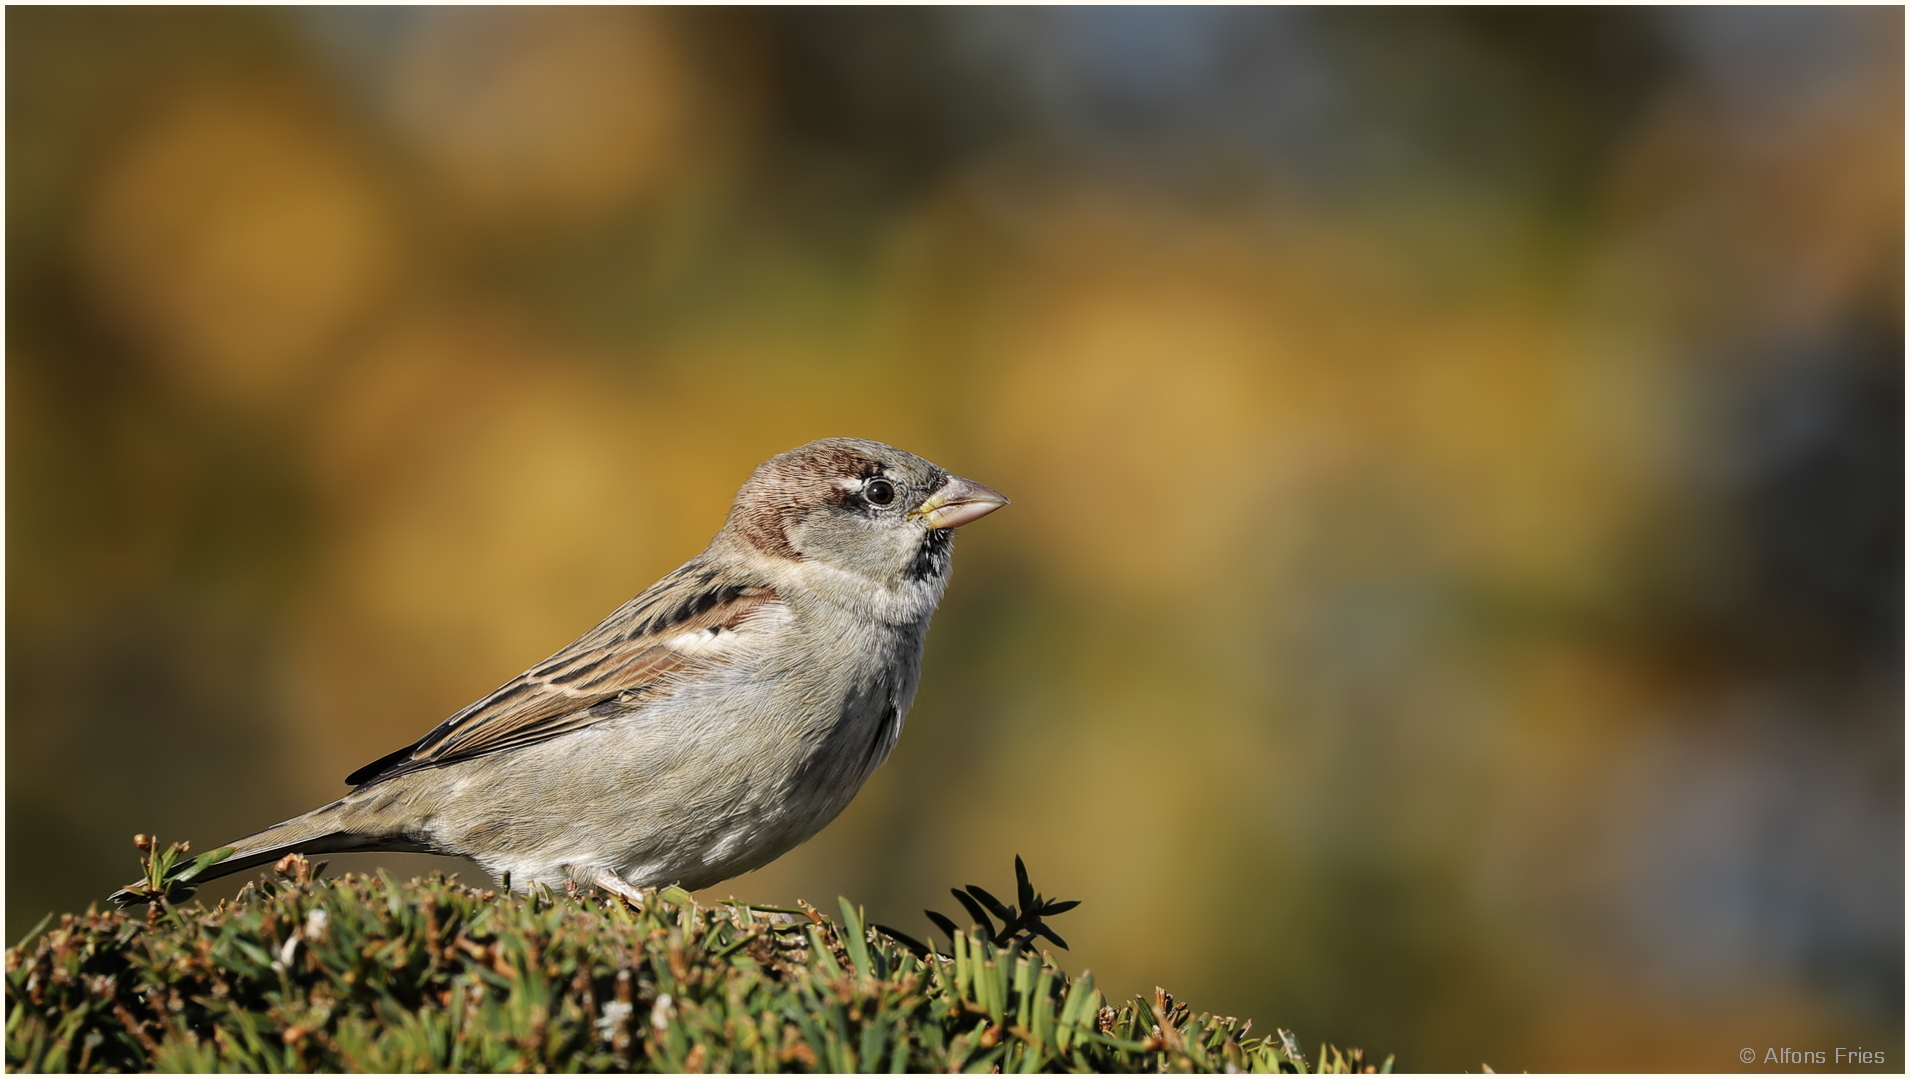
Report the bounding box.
[113,438,1007,905]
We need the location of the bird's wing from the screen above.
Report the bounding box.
[345,561,784,786]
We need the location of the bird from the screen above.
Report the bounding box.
[112,437,1007,906]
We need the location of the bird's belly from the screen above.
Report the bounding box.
[428,633,913,892]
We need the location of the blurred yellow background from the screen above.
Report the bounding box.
[7,8,1901,1071]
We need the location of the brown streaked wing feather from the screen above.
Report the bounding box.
[345,566,781,785]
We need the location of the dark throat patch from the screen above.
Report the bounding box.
[905,528,953,583]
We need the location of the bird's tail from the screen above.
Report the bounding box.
[109,798,428,906]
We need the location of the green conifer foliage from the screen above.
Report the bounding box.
[8,849,1389,1073]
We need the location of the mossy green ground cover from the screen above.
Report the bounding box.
[7,855,1389,1073]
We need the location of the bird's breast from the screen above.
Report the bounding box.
[740,604,923,792]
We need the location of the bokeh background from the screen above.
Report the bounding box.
[7,7,1902,1071]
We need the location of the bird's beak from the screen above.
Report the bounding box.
[912,475,1010,530]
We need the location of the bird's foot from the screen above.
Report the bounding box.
[573,866,650,908]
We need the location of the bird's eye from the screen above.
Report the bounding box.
[864,478,897,506]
